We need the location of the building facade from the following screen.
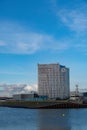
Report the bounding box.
[38,63,70,99]
[13,93,48,101]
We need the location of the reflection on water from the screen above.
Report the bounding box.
[38,109,71,130]
[0,107,87,130]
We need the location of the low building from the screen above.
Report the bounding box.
[13,93,48,101]
[13,93,39,101]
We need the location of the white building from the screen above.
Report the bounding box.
[38,63,70,99]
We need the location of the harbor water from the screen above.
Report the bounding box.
[0,107,87,130]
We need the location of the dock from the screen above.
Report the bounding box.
[0,100,87,109]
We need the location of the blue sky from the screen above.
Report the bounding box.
[0,0,87,91]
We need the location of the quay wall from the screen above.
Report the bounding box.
[0,100,87,109]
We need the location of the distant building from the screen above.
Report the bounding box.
[13,93,48,101]
[13,93,39,101]
[38,63,70,99]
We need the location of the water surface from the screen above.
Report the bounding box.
[0,107,87,130]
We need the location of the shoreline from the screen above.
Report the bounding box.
[0,100,87,109]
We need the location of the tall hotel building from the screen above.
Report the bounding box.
[38,63,70,99]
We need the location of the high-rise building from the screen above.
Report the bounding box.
[38,63,70,99]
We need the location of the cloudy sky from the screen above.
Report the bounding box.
[0,0,87,92]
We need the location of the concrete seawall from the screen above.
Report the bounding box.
[0,100,87,109]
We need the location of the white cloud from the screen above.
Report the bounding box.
[24,84,38,92]
[0,21,71,54]
[49,0,87,54]
[50,0,87,33]
[0,83,38,97]
[0,40,6,46]
[58,9,87,32]
[0,21,87,55]
[15,33,43,53]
